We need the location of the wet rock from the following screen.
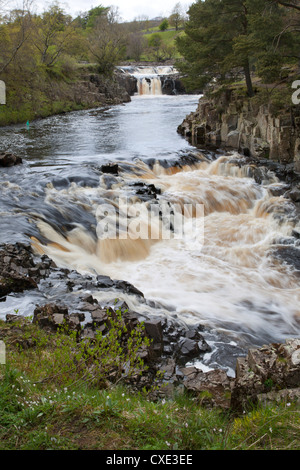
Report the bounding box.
[145,319,164,357]
[100,163,120,175]
[287,186,300,203]
[272,246,300,273]
[130,182,161,201]
[0,152,22,167]
[176,337,200,363]
[115,73,137,96]
[113,280,144,298]
[0,243,53,299]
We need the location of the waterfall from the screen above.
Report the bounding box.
[137,76,162,95]
[116,65,180,96]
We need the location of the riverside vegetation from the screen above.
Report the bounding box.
[0,314,299,450]
[0,2,186,126]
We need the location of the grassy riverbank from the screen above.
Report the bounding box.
[0,317,299,450]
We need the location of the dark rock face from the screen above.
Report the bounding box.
[273,246,300,273]
[0,152,22,167]
[0,243,54,300]
[178,90,300,165]
[115,73,137,96]
[181,367,233,409]
[231,339,300,411]
[88,73,131,104]
[160,76,186,95]
[100,163,120,175]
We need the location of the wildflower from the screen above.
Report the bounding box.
[165,441,170,447]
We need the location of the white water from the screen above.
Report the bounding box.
[30,154,300,352]
[118,65,179,95]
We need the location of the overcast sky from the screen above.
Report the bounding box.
[27,0,193,22]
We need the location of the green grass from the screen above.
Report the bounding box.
[0,317,299,450]
[138,28,184,62]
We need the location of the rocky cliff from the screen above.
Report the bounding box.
[178,88,300,170]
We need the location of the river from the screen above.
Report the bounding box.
[1,93,300,375]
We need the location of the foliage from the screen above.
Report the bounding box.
[7,308,151,388]
[86,12,127,76]
[159,19,169,32]
[176,0,300,94]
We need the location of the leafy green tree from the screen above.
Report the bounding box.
[78,5,109,30]
[31,4,78,68]
[0,1,32,73]
[159,19,169,31]
[147,33,163,61]
[87,7,127,76]
[176,0,299,94]
[176,0,243,92]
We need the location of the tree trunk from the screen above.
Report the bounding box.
[244,61,254,97]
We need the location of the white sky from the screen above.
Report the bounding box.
[29,0,193,22]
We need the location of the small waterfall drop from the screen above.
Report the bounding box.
[117,65,180,96]
[137,76,162,95]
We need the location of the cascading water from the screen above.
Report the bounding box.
[1,94,300,374]
[137,76,162,95]
[117,65,179,95]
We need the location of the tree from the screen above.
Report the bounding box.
[31,3,78,68]
[78,5,108,30]
[147,33,163,61]
[176,0,300,95]
[176,0,249,92]
[87,7,127,76]
[0,0,33,73]
[126,32,147,61]
[273,1,300,11]
[159,19,169,31]
[169,2,184,31]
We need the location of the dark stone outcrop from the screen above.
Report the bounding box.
[230,339,300,411]
[0,243,54,300]
[100,163,120,175]
[0,152,22,167]
[178,89,300,166]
